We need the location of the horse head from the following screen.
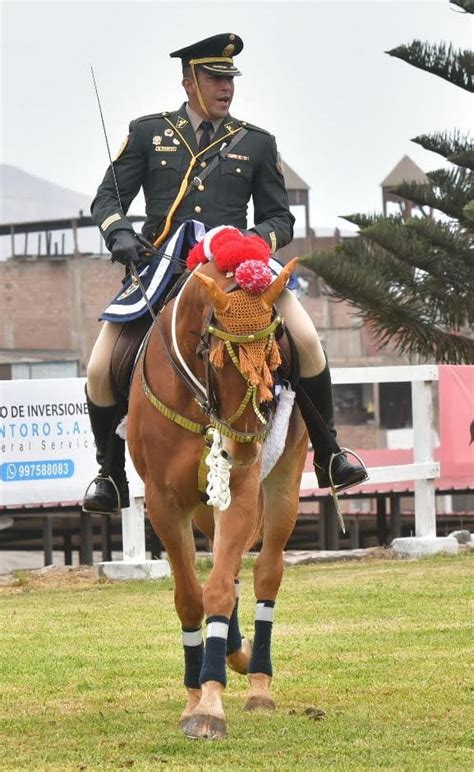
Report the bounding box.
[193,255,298,467]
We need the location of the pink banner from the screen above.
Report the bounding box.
[439,365,474,482]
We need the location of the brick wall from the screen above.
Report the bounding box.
[0,255,124,373]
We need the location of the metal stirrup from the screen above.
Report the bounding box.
[82,474,122,515]
[327,448,369,534]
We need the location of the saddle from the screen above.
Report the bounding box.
[110,314,152,402]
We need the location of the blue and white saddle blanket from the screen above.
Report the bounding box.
[101,219,296,323]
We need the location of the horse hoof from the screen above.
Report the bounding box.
[244,695,276,712]
[227,638,253,675]
[181,713,227,740]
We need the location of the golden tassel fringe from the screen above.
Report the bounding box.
[210,340,225,369]
[268,340,281,371]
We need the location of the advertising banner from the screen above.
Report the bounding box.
[0,378,143,507]
[439,365,474,481]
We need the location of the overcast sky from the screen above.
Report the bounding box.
[1,0,472,232]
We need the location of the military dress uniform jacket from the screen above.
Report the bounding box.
[91,104,295,253]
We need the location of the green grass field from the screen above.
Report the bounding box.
[1,553,473,770]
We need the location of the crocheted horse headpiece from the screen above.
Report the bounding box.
[189,227,297,403]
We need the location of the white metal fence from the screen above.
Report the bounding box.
[301,364,440,538]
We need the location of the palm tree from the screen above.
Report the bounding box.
[303,0,474,364]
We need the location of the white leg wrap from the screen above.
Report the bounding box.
[182,629,203,646]
[255,603,275,622]
[207,621,229,640]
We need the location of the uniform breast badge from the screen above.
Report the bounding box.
[227,153,249,161]
[153,135,162,146]
[164,128,174,137]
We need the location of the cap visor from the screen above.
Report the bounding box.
[200,64,242,76]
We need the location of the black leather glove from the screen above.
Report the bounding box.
[109,230,143,266]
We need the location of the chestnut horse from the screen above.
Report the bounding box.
[127,256,307,739]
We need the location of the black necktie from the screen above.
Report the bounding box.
[198,121,213,152]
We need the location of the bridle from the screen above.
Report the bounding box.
[199,303,282,443]
[140,270,283,444]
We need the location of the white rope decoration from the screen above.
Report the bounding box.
[206,429,232,511]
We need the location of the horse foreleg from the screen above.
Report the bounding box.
[245,526,287,711]
[183,470,261,739]
[245,437,307,712]
[226,578,253,675]
[145,485,205,729]
[194,508,252,676]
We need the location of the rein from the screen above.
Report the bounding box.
[140,272,283,444]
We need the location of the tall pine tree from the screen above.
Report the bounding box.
[303,0,474,364]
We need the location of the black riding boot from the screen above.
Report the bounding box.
[296,365,368,491]
[82,393,129,515]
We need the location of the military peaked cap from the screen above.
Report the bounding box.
[170,33,243,76]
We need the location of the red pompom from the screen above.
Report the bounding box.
[239,237,270,264]
[235,260,273,294]
[186,229,272,273]
[213,236,248,272]
[204,226,242,259]
[213,233,270,273]
[186,240,206,270]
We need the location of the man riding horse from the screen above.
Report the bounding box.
[83,32,367,516]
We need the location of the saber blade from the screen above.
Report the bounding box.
[90,64,124,216]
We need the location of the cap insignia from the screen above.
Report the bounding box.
[222,44,235,56]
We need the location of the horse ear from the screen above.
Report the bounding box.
[194,271,231,312]
[261,257,299,310]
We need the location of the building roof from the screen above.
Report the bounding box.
[281,159,310,191]
[381,155,428,188]
[0,214,146,236]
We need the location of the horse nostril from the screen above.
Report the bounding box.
[220,449,230,462]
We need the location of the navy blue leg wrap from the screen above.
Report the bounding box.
[248,600,275,677]
[182,627,204,690]
[226,580,243,656]
[199,615,229,687]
